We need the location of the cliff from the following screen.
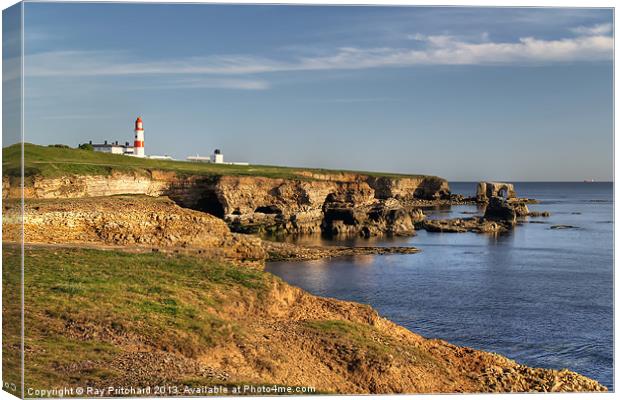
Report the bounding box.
[4,144,448,236]
[2,195,264,262]
[3,173,443,237]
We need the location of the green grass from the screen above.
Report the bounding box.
[2,245,22,396]
[3,143,437,181]
[3,245,272,389]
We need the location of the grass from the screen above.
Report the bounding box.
[2,245,22,396]
[303,320,394,356]
[1,245,443,392]
[303,319,441,370]
[2,245,271,389]
[3,143,437,181]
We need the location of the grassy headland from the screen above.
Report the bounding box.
[3,143,437,181]
[4,244,606,393]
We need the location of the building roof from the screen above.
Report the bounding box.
[90,140,133,148]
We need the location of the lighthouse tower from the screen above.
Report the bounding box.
[133,117,145,157]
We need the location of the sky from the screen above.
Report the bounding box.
[5,3,614,181]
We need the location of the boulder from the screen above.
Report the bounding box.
[484,196,517,225]
[321,198,415,237]
[365,199,415,236]
[512,202,530,217]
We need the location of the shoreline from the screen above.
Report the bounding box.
[262,240,420,262]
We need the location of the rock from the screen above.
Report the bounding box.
[263,241,420,262]
[512,202,530,217]
[366,176,451,201]
[5,169,461,236]
[366,199,416,236]
[483,197,517,225]
[527,211,551,217]
[4,195,265,262]
[550,225,579,230]
[476,182,516,203]
[322,198,415,237]
[423,219,469,233]
[423,217,508,234]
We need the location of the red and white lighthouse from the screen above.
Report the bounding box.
[133,117,145,157]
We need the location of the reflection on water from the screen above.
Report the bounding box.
[266,182,613,389]
[268,232,414,248]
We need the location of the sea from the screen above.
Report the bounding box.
[265,182,614,390]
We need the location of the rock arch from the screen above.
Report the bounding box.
[476,182,516,202]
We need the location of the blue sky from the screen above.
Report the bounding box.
[9,4,614,181]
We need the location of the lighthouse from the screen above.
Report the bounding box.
[133,117,145,157]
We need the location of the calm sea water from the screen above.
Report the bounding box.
[265,182,614,390]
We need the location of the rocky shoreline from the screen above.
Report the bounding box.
[3,195,424,264]
[4,167,598,393]
[262,240,420,262]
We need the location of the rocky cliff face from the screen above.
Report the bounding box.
[3,195,264,262]
[5,171,447,237]
[367,176,450,200]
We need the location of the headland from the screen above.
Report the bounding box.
[2,143,603,393]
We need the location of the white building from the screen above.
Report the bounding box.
[211,149,224,164]
[187,149,224,163]
[186,155,212,162]
[187,149,249,165]
[148,155,173,160]
[91,140,134,155]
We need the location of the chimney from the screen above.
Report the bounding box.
[104,140,108,145]
[89,140,92,145]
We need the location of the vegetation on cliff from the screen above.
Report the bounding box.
[3,245,606,393]
[4,246,268,390]
[2,143,438,181]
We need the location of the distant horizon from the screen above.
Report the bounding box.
[3,4,613,182]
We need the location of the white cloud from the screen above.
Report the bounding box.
[132,77,270,90]
[20,25,612,81]
[407,33,427,41]
[571,23,613,36]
